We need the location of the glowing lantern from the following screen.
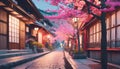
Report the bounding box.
[34,27,39,31]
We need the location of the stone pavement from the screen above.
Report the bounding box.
[65,52,100,69]
[13,49,65,69]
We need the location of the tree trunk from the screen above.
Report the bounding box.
[101,0,108,69]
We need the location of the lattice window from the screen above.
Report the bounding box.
[9,15,19,43]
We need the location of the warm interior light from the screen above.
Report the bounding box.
[38,32,42,43]
[26,27,29,32]
[47,35,50,39]
[34,27,39,31]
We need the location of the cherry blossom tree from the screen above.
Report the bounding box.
[36,0,120,69]
[49,19,75,42]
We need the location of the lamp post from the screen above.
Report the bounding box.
[72,17,81,53]
[34,27,39,41]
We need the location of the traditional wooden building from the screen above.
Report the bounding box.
[82,8,120,65]
[27,24,53,45]
[0,0,43,49]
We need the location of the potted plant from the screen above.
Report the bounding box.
[32,41,43,53]
[72,48,86,59]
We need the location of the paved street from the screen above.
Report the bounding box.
[13,48,65,69]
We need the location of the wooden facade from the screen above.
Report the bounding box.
[19,21,25,49]
[82,8,120,65]
[0,8,27,49]
[0,0,43,49]
[0,9,8,49]
[31,26,51,46]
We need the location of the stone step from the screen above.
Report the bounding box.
[0,52,33,59]
[0,49,31,54]
[0,51,50,69]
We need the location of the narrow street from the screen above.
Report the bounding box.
[0,0,120,69]
[13,48,65,69]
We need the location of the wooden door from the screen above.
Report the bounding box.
[0,9,8,49]
[20,21,25,49]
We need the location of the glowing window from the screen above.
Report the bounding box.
[9,15,19,43]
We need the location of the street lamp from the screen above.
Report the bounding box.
[34,27,39,31]
[72,17,81,53]
[72,17,79,23]
[34,27,39,40]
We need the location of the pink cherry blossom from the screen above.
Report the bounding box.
[36,0,120,41]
